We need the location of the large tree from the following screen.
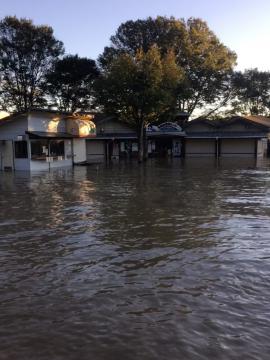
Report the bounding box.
[0,16,64,113]
[99,16,237,117]
[45,55,99,112]
[230,69,270,115]
[95,46,183,162]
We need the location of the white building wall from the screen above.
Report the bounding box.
[30,160,49,171]
[0,117,31,171]
[0,140,14,170]
[257,139,268,158]
[50,159,72,169]
[30,158,72,171]
[0,114,88,171]
[28,113,66,133]
[0,117,28,140]
[73,139,86,164]
[64,139,73,159]
[30,139,73,171]
[14,158,30,171]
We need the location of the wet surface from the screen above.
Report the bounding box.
[1,158,270,359]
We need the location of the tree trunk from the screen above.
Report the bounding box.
[143,126,148,161]
[138,121,144,163]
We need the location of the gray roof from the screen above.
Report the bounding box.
[184,115,270,131]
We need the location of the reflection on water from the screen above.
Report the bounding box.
[1,158,270,360]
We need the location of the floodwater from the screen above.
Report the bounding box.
[1,158,270,360]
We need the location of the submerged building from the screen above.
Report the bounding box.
[0,110,139,171]
[0,110,95,171]
[0,110,270,171]
[184,116,270,158]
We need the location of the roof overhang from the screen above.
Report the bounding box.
[186,133,267,139]
[27,131,73,139]
[87,135,137,140]
[147,131,186,138]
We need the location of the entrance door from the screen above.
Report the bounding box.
[155,138,173,157]
[173,139,181,157]
[0,140,14,170]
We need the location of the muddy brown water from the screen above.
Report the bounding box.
[1,158,270,360]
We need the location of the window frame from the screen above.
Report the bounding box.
[14,140,28,159]
[30,139,65,161]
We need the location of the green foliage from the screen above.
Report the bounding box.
[176,18,236,115]
[95,45,182,160]
[0,16,64,113]
[99,16,187,66]
[99,16,237,116]
[96,46,181,124]
[45,55,99,112]
[231,69,270,115]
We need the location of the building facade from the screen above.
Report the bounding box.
[0,110,95,171]
[85,115,138,163]
[1,111,270,171]
[184,116,270,158]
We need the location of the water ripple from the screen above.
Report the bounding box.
[1,159,270,360]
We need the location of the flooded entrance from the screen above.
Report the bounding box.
[154,137,173,156]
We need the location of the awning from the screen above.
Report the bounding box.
[147,131,186,138]
[27,131,73,139]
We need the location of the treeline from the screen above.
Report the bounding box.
[0,15,270,160]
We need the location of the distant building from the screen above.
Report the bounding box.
[0,111,270,171]
[183,116,270,158]
[0,110,96,171]
[85,114,138,163]
[146,122,185,157]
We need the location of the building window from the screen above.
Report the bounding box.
[49,140,65,157]
[31,140,65,160]
[31,140,48,160]
[14,141,28,158]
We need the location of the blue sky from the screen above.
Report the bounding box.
[1,0,270,70]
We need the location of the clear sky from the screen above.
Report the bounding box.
[1,0,270,71]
